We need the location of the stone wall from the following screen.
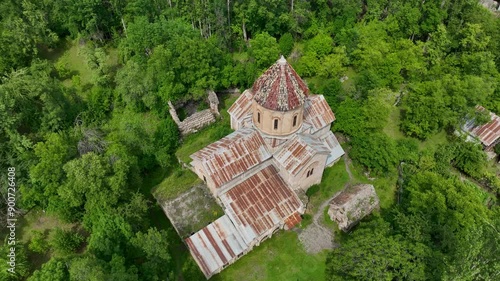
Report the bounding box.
[328,184,379,231]
[168,90,220,136]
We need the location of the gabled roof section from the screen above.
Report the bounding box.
[190,128,272,189]
[463,106,500,147]
[252,56,309,111]
[228,89,253,121]
[274,134,330,176]
[321,131,345,166]
[303,95,336,132]
[185,215,248,279]
[220,164,303,243]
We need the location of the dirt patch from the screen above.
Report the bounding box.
[298,224,334,254]
[299,154,354,253]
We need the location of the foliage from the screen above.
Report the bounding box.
[0,239,30,281]
[278,33,294,56]
[249,32,280,70]
[3,0,500,280]
[28,230,49,254]
[28,258,69,281]
[326,218,427,281]
[50,228,84,255]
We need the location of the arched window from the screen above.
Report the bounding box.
[274,119,279,130]
[257,112,261,123]
[293,115,298,127]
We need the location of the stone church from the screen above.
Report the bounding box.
[185,56,344,278]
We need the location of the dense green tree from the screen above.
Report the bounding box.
[21,132,77,210]
[326,218,427,281]
[28,258,69,281]
[249,32,280,69]
[28,230,49,254]
[278,32,294,56]
[50,228,84,255]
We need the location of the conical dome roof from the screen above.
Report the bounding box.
[252,56,309,111]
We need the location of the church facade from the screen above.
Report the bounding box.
[185,56,344,278]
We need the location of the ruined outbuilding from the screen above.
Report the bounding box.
[328,184,379,232]
[184,56,345,278]
[169,90,220,136]
[461,106,500,151]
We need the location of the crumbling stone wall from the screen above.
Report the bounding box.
[168,90,220,136]
[328,184,379,231]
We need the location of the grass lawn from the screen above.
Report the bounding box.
[176,94,237,164]
[383,106,405,140]
[306,158,350,214]
[213,231,327,281]
[153,168,202,200]
[341,67,357,92]
[40,38,119,93]
[418,130,448,150]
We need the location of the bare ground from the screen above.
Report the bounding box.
[299,154,353,254]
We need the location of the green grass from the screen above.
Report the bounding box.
[341,67,357,92]
[153,168,202,200]
[176,94,237,163]
[233,52,249,62]
[307,158,350,214]
[383,106,405,140]
[213,231,327,281]
[418,130,448,150]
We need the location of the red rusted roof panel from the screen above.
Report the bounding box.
[469,106,500,147]
[252,57,309,111]
[303,95,336,131]
[220,164,303,238]
[284,211,302,229]
[191,128,272,188]
[228,89,253,121]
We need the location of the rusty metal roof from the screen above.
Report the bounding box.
[228,89,253,121]
[252,56,309,111]
[220,164,303,242]
[191,128,272,189]
[284,211,302,229]
[274,134,330,176]
[185,215,248,279]
[466,106,500,147]
[303,95,336,132]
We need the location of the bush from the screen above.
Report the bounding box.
[50,228,84,255]
[452,141,487,179]
[278,33,294,56]
[29,230,49,254]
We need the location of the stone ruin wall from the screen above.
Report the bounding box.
[168,90,220,136]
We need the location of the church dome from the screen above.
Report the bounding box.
[252,56,309,112]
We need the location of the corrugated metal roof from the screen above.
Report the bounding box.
[274,134,330,176]
[253,56,309,111]
[191,128,272,189]
[303,95,336,132]
[220,164,303,240]
[467,106,500,147]
[185,215,248,279]
[228,89,253,121]
[284,211,302,229]
[320,131,345,166]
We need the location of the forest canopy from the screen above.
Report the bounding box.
[0,0,499,280]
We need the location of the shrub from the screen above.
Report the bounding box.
[29,230,49,254]
[50,228,84,255]
[278,33,294,57]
